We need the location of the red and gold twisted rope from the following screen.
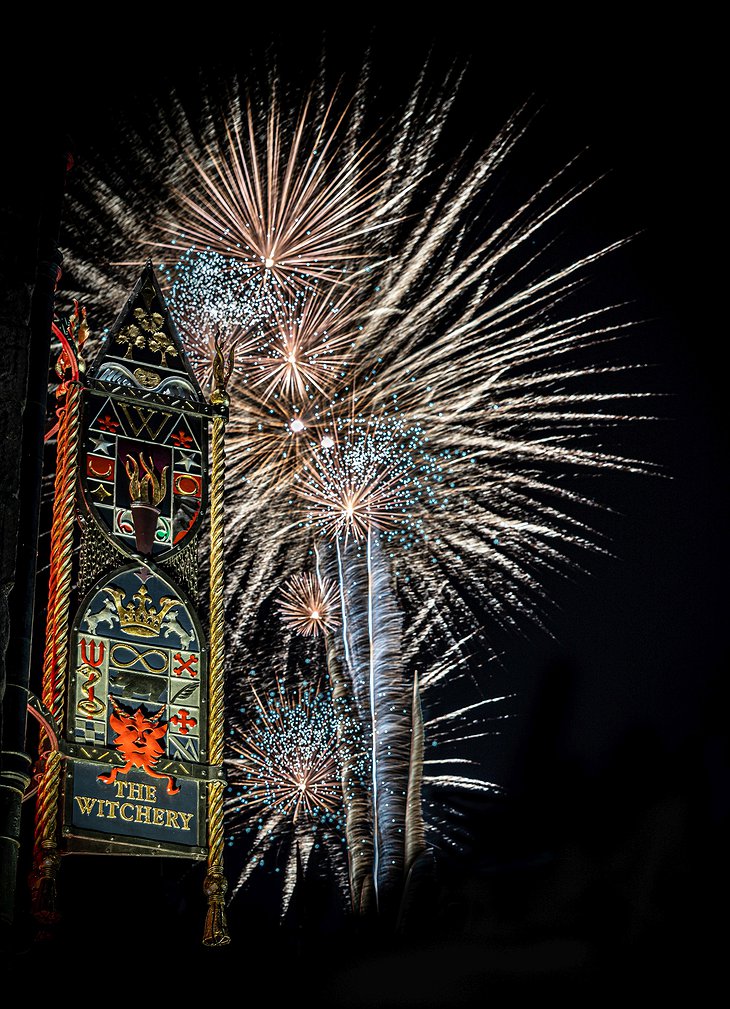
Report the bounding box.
[32,378,81,917]
[42,381,81,724]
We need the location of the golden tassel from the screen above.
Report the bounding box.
[203,782,229,946]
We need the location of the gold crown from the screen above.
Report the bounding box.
[103,585,180,638]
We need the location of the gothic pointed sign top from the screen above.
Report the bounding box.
[87,262,205,406]
[81,262,209,560]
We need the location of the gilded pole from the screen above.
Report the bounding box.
[31,318,84,923]
[203,342,232,946]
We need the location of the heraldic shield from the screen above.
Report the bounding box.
[81,395,207,559]
[63,562,208,856]
[80,263,208,560]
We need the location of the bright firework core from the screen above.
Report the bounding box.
[278,573,340,636]
[229,681,342,823]
[297,412,450,542]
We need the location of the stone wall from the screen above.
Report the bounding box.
[0,116,67,938]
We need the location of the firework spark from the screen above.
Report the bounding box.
[60,56,653,917]
[278,572,340,636]
[157,91,387,293]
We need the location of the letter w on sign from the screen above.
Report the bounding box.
[119,404,168,440]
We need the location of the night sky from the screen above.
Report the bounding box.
[3,15,724,996]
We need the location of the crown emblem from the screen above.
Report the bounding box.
[103,585,181,638]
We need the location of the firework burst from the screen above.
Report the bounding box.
[278,573,340,636]
[157,91,387,293]
[59,54,655,919]
[240,286,361,403]
[225,668,358,915]
[230,678,342,821]
[293,410,447,543]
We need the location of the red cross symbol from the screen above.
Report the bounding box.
[171,709,197,735]
[98,414,120,432]
[173,652,199,677]
[171,429,193,448]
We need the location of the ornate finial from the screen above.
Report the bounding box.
[210,336,234,409]
[53,300,88,389]
[47,301,88,445]
[141,275,156,310]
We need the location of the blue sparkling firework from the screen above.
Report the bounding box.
[225,674,361,914]
[229,679,343,823]
[59,58,653,915]
[295,411,452,544]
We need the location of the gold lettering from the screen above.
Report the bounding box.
[112,781,157,803]
[120,404,167,440]
[74,793,194,832]
[136,804,152,823]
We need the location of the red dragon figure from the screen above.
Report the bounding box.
[98,696,179,794]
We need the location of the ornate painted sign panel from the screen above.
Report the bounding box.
[35,264,231,940]
[63,562,208,855]
[80,391,206,559]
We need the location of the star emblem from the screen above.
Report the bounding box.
[90,433,114,455]
[177,451,199,472]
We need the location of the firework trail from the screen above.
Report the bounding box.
[223,584,508,918]
[225,661,352,916]
[59,55,651,915]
